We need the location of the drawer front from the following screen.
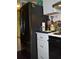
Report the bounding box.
[42,40,49,59]
[37,39,48,49]
[38,55,49,59]
[37,40,49,59]
[37,40,44,59]
[37,40,45,50]
[38,47,49,59]
[37,33,48,41]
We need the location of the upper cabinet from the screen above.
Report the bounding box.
[43,0,61,15]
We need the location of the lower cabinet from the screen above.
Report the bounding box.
[37,39,49,59]
[36,32,61,59]
[36,32,50,59]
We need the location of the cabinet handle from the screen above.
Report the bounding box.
[40,36,43,39]
[40,56,44,59]
[40,45,43,48]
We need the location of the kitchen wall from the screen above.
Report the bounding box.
[17,10,21,51]
[49,13,61,22]
[43,0,61,14]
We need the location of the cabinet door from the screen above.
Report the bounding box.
[37,33,48,41]
[37,40,49,59]
[43,40,49,59]
[37,39,44,59]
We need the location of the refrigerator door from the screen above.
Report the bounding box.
[20,2,43,59]
[30,3,43,59]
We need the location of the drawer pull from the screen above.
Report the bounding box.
[40,56,44,59]
[40,45,43,48]
[40,36,43,39]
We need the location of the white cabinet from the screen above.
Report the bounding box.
[36,32,52,59]
[43,0,61,14]
[37,40,49,59]
[36,32,61,59]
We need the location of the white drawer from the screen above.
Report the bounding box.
[38,54,47,59]
[38,45,49,59]
[37,39,48,47]
[37,40,44,59]
[37,40,44,49]
[37,33,48,41]
[38,46,49,59]
[37,40,49,59]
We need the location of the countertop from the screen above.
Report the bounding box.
[48,33,61,38]
[36,31,61,38]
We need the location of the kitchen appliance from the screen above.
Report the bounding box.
[20,2,43,59]
[49,36,61,59]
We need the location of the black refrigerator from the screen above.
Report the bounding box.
[20,2,43,59]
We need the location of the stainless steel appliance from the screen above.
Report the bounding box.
[20,2,43,59]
